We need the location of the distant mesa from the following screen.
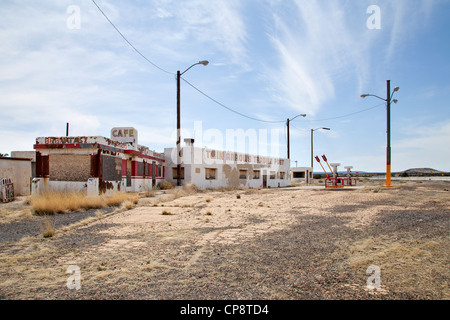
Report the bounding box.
[399,168,449,176]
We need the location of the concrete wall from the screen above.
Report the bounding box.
[49,154,91,181]
[11,151,36,177]
[291,167,313,184]
[0,157,32,196]
[164,146,291,189]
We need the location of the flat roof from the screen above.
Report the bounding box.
[0,157,32,162]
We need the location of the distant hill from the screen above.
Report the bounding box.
[402,168,445,174]
[316,168,450,177]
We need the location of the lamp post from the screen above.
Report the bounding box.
[361,80,399,187]
[286,114,307,159]
[310,127,330,169]
[176,60,209,186]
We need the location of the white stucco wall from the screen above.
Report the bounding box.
[0,157,32,196]
[164,146,290,189]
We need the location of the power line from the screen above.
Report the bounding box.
[91,0,386,127]
[91,0,174,75]
[306,102,386,122]
[181,77,286,124]
[91,0,285,123]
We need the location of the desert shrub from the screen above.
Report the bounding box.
[157,181,176,190]
[41,216,55,238]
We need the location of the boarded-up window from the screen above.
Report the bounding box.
[137,161,145,176]
[102,155,122,182]
[253,170,260,179]
[293,171,305,178]
[144,161,149,176]
[280,172,285,179]
[158,165,163,177]
[239,170,247,179]
[49,154,90,181]
[173,167,184,180]
[270,171,276,179]
[205,168,216,180]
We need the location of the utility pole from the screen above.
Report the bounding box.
[386,80,391,187]
[176,61,209,186]
[286,114,306,161]
[361,80,399,188]
[176,70,181,187]
[286,118,290,159]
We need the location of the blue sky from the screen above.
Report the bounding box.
[1,0,449,172]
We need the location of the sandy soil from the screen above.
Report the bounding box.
[0,179,448,300]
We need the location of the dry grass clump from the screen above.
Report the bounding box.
[347,235,449,299]
[40,216,55,238]
[30,190,139,215]
[164,184,202,201]
[0,207,33,225]
[157,181,176,190]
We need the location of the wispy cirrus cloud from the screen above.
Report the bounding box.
[265,1,369,116]
[264,0,438,117]
[130,0,248,69]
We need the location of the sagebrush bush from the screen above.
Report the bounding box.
[157,181,176,190]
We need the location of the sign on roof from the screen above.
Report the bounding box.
[110,127,138,145]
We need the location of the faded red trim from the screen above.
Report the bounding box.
[33,143,164,162]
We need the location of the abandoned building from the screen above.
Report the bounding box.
[291,167,313,184]
[164,139,291,189]
[0,156,32,198]
[32,127,165,195]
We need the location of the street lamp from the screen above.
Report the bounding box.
[310,127,330,168]
[176,60,209,186]
[361,80,399,187]
[286,114,307,159]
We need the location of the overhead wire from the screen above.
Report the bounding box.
[91,0,174,75]
[91,0,388,127]
[305,102,386,122]
[181,77,286,124]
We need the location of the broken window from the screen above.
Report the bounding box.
[172,167,184,180]
[239,169,247,179]
[253,170,260,179]
[158,165,163,177]
[293,171,305,178]
[205,168,216,180]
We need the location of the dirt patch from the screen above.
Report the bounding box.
[0,181,448,299]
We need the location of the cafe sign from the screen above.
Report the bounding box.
[111,127,138,144]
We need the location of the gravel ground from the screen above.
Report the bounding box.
[0,180,448,301]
